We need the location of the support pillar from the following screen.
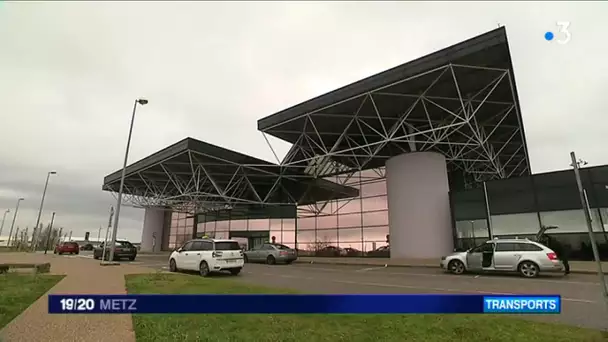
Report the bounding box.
[386,152,453,259]
[140,207,165,252]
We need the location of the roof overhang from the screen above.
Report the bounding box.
[257,27,530,188]
[102,138,359,212]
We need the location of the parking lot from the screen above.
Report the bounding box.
[64,251,608,331]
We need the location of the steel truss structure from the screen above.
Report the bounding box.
[261,63,530,190]
[103,139,358,214]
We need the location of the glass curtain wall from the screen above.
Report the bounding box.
[165,168,390,256]
[452,166,608,261]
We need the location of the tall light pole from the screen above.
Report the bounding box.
[109,98,148,263]
[32,171,57,251]
[44,212,56,255]
[570,151,608,310]
[7,198,24,246]
[0,209,10,239]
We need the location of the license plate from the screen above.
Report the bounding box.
[226,259,237,263]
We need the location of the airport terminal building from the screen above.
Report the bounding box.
[103,27,608,261]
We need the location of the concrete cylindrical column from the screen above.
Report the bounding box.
[386,152,453,259]
[140,207,166,252]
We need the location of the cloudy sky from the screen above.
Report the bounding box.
[0,2,606,242]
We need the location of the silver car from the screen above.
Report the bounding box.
[440,238,563,278]
[244,243,298,265]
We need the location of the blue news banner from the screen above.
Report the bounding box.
[48,294,561,314]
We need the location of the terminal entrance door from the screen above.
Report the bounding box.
[229,231,269,250]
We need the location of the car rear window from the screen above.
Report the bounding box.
[273,244,291,250]
[214,241,241,251]
[65,242,78,247]
[117,241,134,247]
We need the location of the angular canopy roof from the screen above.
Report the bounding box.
[257,27,530,188]
[102,138,358,212]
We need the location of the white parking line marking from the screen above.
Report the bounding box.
[288,265,603,286]
[356,267,386,273]
[258,272,598,304]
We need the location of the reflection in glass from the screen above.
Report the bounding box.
[540,210,603,233]
[362,196,388,211]
[204,221,216,233]
[315,229,338,245]
[336,198,361,214]
[282,219,296,231]
[249,218,270,231]
[337,227,362,242]
[230,219,247,230]
[362,226,389,243]
[298,217,316,230]
[269,229,281,243]
[338,212,362,228]
[360,180,387,197]
[362,210,389,227]
[216,220,230,231]
[317,215,337,229]
[491,213,539,235]
[282,230,295,244]
[297,230,316,253]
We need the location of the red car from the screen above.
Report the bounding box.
[54,242,79,255]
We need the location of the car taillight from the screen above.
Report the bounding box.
[212,251,223,258]
[547,252,558,260]
[279,251,288,256]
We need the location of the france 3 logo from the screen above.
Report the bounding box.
[544,22,571,44]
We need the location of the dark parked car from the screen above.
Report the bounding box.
[93,240,137,261]
[80,243,94,251]
[54,242,79,255]
[367,245,390,257]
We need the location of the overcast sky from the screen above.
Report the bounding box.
[0,2,606,241]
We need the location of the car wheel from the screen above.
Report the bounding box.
[169,259,178,272]
[448,260,466,275]
[229,268,241,276]
[199,261,210,277]
[128,256,135,261]
[243,255,249,263]
[285,260,293,265]
[58,251,63,255]
[266,255,276,265]
[518,261,539,278]
[93,254,99,260]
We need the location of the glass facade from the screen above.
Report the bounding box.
[168,212,194,249]
[164,168,390,256]
[452,166,608,261]
[164,164,608,261]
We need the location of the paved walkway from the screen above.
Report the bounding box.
[295,256,608,274]
[0,253,155,342]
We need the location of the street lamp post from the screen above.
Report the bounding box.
[32,171,57,251]
[0,209,9,239]
[570,151,608,310]
[44,212,56,255]
[7,198,24,246]
[109,98,148,263]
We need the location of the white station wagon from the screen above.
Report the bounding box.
[440,238,564,278]
[169,238,244,277]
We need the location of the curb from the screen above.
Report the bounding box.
[294,259,606,275]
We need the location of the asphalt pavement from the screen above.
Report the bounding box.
[71,251,608,331]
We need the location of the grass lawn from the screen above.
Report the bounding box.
[126,273,607,342]
[0,273,64,329]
